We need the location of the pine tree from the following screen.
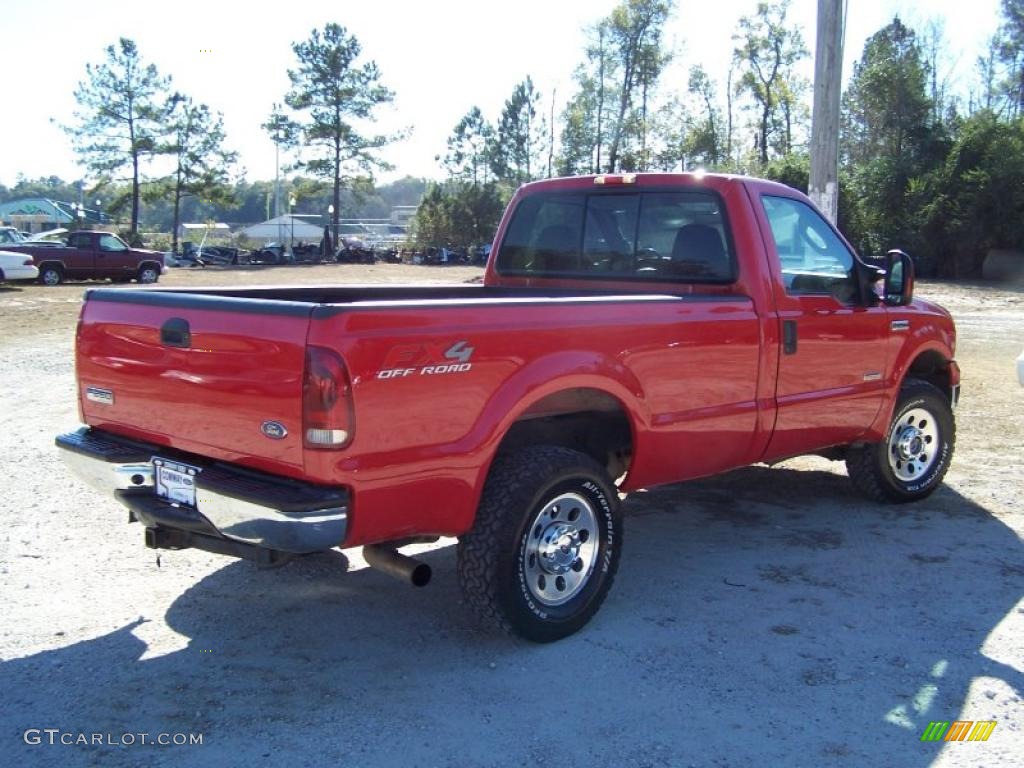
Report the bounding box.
[280,23,399,240]
[66,38,171,235]
[161,96,239,253]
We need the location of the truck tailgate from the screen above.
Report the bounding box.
[76,291,313,477]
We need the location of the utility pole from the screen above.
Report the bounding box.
[274,141,280,220]
[809,0,845,224]
[548,87,556,178]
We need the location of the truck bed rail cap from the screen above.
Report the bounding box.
[85,288,313,317]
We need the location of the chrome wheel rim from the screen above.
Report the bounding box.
[888,407,940,482]
[522,492,599,607]
[42,270,60,285]
[139,268,158,283]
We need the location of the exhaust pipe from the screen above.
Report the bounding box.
[363,544,431,587]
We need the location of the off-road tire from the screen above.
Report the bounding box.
[846,379,955,503]
[457,446,622,643]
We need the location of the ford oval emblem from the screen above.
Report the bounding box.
[261,421,288,440]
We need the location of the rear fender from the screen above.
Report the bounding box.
[463,349,648,516]
[337,351,647,547]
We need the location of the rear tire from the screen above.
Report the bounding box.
[457,446,622,642]
[39,265,63,286]
[846,379,955,503]
[137,265,160,284]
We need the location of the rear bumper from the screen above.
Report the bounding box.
[0,265,39,281]
[56,427,348,554]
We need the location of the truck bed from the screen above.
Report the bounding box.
[76,281,762,544]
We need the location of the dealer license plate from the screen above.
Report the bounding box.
[153,458,201,507]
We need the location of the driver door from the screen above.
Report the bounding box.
[755,193,890,460]
[97,233,134,279]
[64,232,96,278]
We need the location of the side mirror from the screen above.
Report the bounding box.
[884,249,915,306]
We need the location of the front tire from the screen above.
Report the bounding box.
[846,379,955,503]
[458,446,622,642]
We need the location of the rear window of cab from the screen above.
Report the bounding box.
[495,190,736,283]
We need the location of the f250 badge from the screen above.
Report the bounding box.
[377,341,475,379]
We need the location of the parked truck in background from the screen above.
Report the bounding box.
[3,230,163,286]
[55,173,959,642]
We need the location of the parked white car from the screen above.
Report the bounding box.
[1017,349,1024,386]
[0,249,40,283]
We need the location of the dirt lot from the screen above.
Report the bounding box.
[1,264,1021,767]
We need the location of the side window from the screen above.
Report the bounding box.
[762,195,857,301]
[68,233,87,249]
[99,234,128,252]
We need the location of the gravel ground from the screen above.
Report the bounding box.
[0,265,1021,767]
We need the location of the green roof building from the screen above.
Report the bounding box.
[0,198,108,233]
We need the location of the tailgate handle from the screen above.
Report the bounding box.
[160,317,191,348]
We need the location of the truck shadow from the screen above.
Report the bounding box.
[3,465,1021,767]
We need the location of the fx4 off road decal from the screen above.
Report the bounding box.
[377,341,475,379]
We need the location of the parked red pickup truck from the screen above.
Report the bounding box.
[5,230,164,286]
[56,173,959,641]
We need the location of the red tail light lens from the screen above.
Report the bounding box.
[594,174,637,185]
[302,346,354,449]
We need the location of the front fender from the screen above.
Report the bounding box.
[868,338,956,440]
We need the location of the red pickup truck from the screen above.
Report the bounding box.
[5,230,164,286]
[56,173,959,641]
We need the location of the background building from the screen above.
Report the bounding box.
[0,198,110,233]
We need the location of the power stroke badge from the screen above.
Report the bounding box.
[377,341,475,379]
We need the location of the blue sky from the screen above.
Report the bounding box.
[0,0,1002,187]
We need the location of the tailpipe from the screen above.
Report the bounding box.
[363,544,431,587]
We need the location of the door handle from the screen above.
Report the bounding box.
[782,320,798,355]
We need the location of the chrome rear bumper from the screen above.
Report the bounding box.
[56,427,348,554]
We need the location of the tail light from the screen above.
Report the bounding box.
[75,307,87,423]
[23,258,33,267]
[594,174,637,185]
[302,346,354,449]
